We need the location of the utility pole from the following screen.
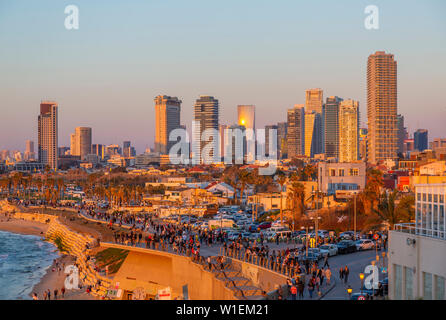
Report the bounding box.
[353,193,357,241]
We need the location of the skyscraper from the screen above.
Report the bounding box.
[24,140,35,161]
[305,88,323,114]
[154,95,182,155]
[287,105,305,158]
[193,95,219,163]
[359,128,368,161]
[265,124,278,157]
[277,122,288,159]
[237,105,255,130]
[304,111,322,158]
[324,96,343,159]
[414,129,428,152]
[397,114,407,154]
[339,99,359,162]
[38,101,58,170]
[71,127,92,160]
[367,51,398,163]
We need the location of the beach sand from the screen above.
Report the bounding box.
[0,216,48,236]
[0,215,98,300]
[30,254,97,300]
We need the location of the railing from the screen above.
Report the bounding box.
[394,223,446,240]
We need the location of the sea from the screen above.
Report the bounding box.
[0,230,60,300]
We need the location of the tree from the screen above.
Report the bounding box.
[364,190,415,231]
[287,180,306,228]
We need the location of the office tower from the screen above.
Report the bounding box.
[92,144,105,160]
[367,51,398,163]
[287,105,305,158]
[38,101,58,170]
[219,124,229,160]
[24,140,35,161]
[237,105,255,130]
[193,95,219,163]
[414,129,428,151]
[304,111,323,158]
[228,124,246,163]
[404,139,414,154]
[265,125,278,156]
[397,114,407,154]
[324,96,343,159]
[70,133,77,156]
[339,99,359,162]
[154,95,181,155]
[71,127,92,160]
[277,122,288,159]
[359,128,368,161]
[305,88,323,114]
[122,141,135,158]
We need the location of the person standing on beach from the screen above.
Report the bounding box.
[43,291,47,300]
[54,289,58,300]
[61,287,65,298]
[32,293,38,300]
[47,289,51,300]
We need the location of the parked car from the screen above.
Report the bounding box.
[307,248,322,260]
[355,239,375,251]
[336,240,357,254]
[319,244,338,257]
[258,221,272,230]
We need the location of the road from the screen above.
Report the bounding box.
[321,248,388,300]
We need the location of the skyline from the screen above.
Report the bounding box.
[1,0,446,153]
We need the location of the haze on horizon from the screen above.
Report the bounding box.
[0,0,445,153]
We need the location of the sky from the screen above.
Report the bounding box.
[0,0,445,154]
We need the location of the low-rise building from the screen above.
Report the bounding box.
[317,162,366,195]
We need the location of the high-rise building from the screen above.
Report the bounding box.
[122,141,135,158]
[397,114,407,154]
[92,144,105,160]
[154,95,181,155]
[219,124,229,161]
[359,128,368,161]
[367,51,398,163]
[339,99,359,162]
[70,127,92,160]
[193,95,219,163]
[305,88,323,114]
[237,105,255,130]
[304,111,322,158]
[24,140,35,161]
[277,122,288,159]
[324,96,343,159]
[287,105,305,158]
[38,101,58,170]
[265,124,278,157]
[414,129,428,152]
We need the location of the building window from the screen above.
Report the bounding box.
[423,193,426,202]
[440,194,445,204]
[405,267,413,300]
[435,275,445,300]
[434,194,438,203]
[423,272,433,300]
[339,169,345,177]
[428,194,432,202]
[330,169,336,176]
[417,193,421,201]
[394,264,402,300]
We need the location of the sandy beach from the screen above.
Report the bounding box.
[0,214,97,300]
[0,216,48,237]
[30,254,96,300]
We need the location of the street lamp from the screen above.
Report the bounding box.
[347,286,353,299]
[359,273,365,293]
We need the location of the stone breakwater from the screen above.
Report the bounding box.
[12,211,112,298]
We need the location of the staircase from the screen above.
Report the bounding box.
[210,257,264,300]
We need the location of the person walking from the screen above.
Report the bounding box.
[308,277,315,299]
[61,287,65,298]
[290,284,297,300]
[339,267,344,281]
[325,267,332,286]
[297,279,305,299]
[344,266,349,284]
[54,289,58,300]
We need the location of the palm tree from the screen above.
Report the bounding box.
[287,181,306,229]
[364,190,415,231]
[276,173,287,226]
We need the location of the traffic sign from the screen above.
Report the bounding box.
[358,295,366,300]
[373,234,379,240]
[381,267,387,273]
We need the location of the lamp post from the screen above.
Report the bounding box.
[347,286,353,299]
[359,273,365,293]
[371,260,376,297]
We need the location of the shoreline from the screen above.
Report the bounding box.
[0,215,97,300]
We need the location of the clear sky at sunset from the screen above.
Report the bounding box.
[1,0,445,153]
